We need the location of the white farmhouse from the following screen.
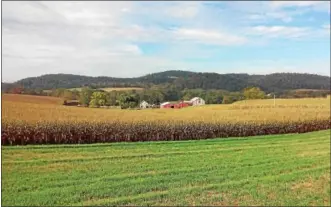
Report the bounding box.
[190,97,205,106]
[140,100,150,109]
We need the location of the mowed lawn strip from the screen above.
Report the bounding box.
[2,130,330,206]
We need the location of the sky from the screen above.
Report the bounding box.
[2,1,330,82]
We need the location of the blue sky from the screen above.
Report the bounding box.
[2,1,330,82]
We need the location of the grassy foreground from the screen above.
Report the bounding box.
[2,130,330,206]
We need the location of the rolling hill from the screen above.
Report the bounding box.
[3,70,330,93]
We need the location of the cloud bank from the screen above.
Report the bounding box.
[2,1,330,82]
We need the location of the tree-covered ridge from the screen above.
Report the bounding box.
[5,70,331,93]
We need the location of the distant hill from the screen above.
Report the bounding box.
[6,70,331,93]
[1,82,15,92]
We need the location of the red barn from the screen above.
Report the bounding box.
[176,101,190,108]
[160,101,190,109]
[160,102,172,108]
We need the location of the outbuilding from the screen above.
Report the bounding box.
[140,100,150,109]
[190,97,205,106]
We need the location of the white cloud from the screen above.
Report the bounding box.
[270,1,323,8]
[322,24,331,36]
[164,2,201,19]
[1,1,330,82]
[42,1,133,26]
[232,1,329,24]
[172,28,247,46]
[248,12,293,23]
[248,26,310,39]
[270,1,330,13]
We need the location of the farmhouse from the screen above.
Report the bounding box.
[139,100,150,109]
[190,97,205,106]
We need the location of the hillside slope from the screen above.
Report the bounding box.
[9,70,331,93]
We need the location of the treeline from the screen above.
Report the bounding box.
[3,84,269,108]
[8,70,331,92]
[4,84,329,109]
[276,90,330,99]
[66,86,250,108]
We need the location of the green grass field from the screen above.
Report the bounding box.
[2,130,330,206]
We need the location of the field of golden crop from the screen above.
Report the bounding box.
[233,98,330,106]
[2,94,330,145]
[2,94,330,124]
[2,94,63,105]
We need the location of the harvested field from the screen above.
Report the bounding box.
[2,94,63,105]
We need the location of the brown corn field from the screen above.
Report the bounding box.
[2,94,330,145]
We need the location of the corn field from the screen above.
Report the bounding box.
[2,94,330,145]
[1,119,330,145]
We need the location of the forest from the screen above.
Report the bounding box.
[2,70,330,109]
[4,84,330,109]
[3,70,330,93]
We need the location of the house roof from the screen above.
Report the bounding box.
[140,100,149,104]
[190,97,201,102]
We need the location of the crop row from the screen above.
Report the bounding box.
[229,104,329,110]
[2,119,330,145]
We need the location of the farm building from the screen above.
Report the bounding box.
[179,101,190,108]
[63,100,80,106]
[160,102,171,108]
[139,100,150,109]
[160,101,190,109]
[190,97,205,106]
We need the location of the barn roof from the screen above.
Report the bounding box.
[160,102,170,106]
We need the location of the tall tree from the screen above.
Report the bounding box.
[118,93,139,109]
[106,91,118,106]
[243,87,266,100]
[89,91,107,108]
[79,87,93,106]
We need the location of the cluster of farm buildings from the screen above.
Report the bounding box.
[140,97,205,109]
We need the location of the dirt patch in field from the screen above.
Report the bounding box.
[297,150,330,157]
[2,94,63,105]
[185,191,256,206]
[23,162,79,173]
[291,173,330,192]
[291,173,330,206]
